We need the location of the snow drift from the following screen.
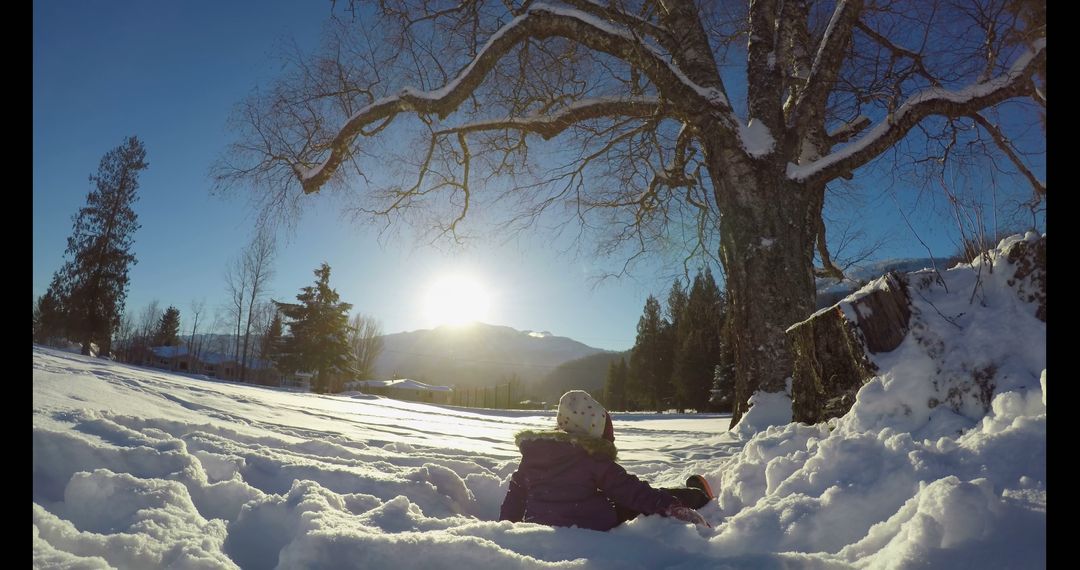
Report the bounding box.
[33,235,1044,568]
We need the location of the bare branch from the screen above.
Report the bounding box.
[559,0,675,50]
[295,6,738,196]
[793,0,864,134]
[814,223,846,281]
[789,39,1045,185]
[969,112,1045,198]
[825,114,871,145]
[433,97,663,140]
[853,20,939,87]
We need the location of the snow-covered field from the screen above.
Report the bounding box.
[33,235,1045,569]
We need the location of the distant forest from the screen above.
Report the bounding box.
[536,351,630,403]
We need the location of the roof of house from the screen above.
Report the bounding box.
[150,345,189,358]
[147,347,277,369]
[351,379,453,392]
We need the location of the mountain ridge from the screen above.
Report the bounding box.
[372,322,612,389]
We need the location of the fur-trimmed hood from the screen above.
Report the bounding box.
[515,429,617,460]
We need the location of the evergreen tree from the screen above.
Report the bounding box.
[710,292,737,413]
[152,306,182,347]
[274,263,354,393]
[603,358,628,411]
[629,295,672,412]
[260,310,283,362]
[665,279,688,339]
[33,282,66,345]
[47,136,148,355]
[665,279,688,411]
[673,268,726,411]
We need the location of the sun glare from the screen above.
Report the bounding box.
[423,274,492,327]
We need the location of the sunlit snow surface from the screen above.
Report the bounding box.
[33,236,1045,569]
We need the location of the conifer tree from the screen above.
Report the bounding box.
[274,263,354,393]
[260,310,283,362]
[665,279,689,411]
[673,268,726,411]
[152,306,182,347]
[603,357,628,411]
[629,295,672,412]
[33,282,66,345]
[46,136,148,355]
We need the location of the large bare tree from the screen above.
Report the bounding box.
[216,0,1044,426]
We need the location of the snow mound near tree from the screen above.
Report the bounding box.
[716,232,1044,566]
[33,234,1044,568]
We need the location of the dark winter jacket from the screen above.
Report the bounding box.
[498,429,677,531]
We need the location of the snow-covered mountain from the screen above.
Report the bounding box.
[373,322,611,387]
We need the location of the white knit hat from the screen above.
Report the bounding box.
[556,390,607,439]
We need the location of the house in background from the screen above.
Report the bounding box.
[142,346,282,385]
[346,379,454,404]
[145,346,198,373]
[281,371,313,391]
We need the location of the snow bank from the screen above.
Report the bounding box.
[715,233,1045,567]
[33,236,1044,568]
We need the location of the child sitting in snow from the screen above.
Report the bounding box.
[499,390,713,531]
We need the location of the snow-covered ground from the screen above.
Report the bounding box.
[33,235,1045,569]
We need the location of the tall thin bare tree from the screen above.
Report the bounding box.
[224,255,249,370]
[189,298,206,360]
[348,312,384,380]
[240,229,277,380]
[134,299,161,363]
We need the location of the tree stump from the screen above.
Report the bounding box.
[788,272,912,424]
[1006,234,1046,322]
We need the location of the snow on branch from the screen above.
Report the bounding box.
[560,0,675,51]
[826,115,871,145]
[432,97,664,140]
[787,39,1045,185]
[295,4,736,195]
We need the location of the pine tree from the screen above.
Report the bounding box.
[46,137,148,355]
[33,282,66,345]
[152,306,182,347]
[665,279,688,412]
[629,295,672,413]
[666,279,688,335]
[673,268,726,412]
[260,310,283,362]
[274,263,354,393]
[603,358,628,411]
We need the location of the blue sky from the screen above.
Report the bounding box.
[33,1,1043,352]
[32,0,665,350]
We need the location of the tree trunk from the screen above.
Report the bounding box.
[241,331,250,381]
[704,143,819,429]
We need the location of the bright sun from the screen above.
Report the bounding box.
[423,274,492,327]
